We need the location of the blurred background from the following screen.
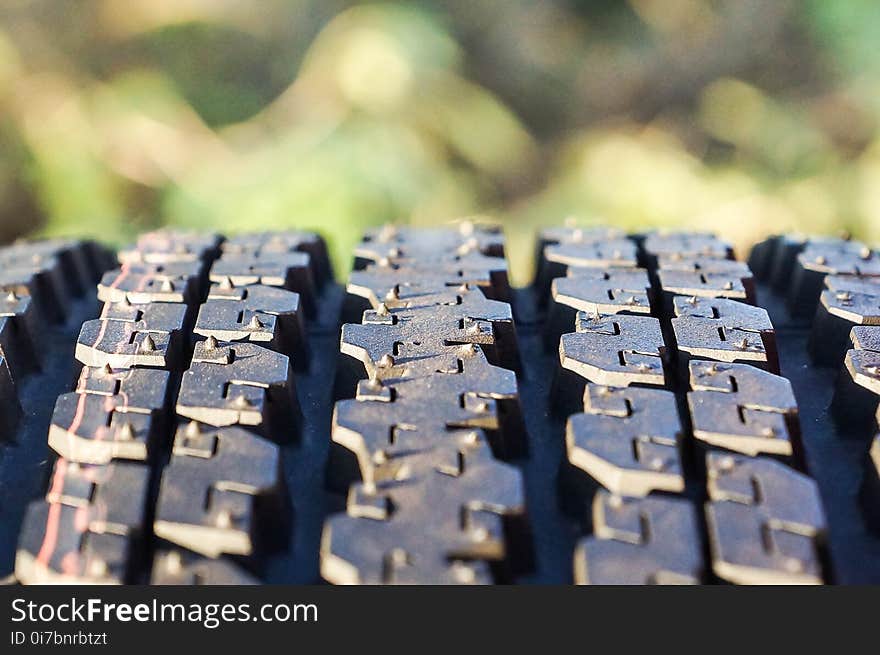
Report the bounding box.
[1,0,878,284]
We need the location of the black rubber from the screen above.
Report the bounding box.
[1,227,878,584]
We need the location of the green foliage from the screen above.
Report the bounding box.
[806,0,880,78]
[0,1,878,284]
[136,23,293,127]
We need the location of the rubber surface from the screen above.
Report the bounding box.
[0,226,878,584]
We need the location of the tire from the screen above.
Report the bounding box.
[2,225,879,584]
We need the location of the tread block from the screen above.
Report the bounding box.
[151,550,259,585]
[154,422,287,558]
[331,349,524,487]
[559,313,668,388]
[118,230,222,265]
[671,297,778,373]
[687,361,798,457]
[347,274,471,310]
[355,223,505,266]
[747,235,781,281]
[551,268,652,315]
[573,492,703,585]
[15,460,149,584]
[48,376,169,464]
[566,385,684,497]
[321,431,525,585]
[98,262,204,305]
[351,224,510,306]
[852,325,880,352]
[353,251,510,301]
[538,225,624,249]
[546,268,653,349]
[656,269,755,305]
[377,252,510,292]
[824,274,880,296]
[672,292,770,322]
[340,288,519,377]
[0,291,39,380]
[0,355,20,440]
[210,251,316,316]
[769,235,810,291]
[348,264,509,311]
[1,239,104,296]
[788,240,880,317]
[196,281,306,358]
[755,235,853,292]
[646,234,751,309]
[705,453,827,584]
[543,238,639,272]
[0,255,70,323]
[75,365,172,411]
[221,231,331,287]
[656,256,751,275]
[534,225,631,298]
[810,277,880,366]
[831,348,880,434]
[76,301,188,370]
[176,338,298,438]
[642,232,734,261]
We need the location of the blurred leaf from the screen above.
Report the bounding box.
[0,0,875,279]
[806,0,880,78]
[134,22,295,126]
